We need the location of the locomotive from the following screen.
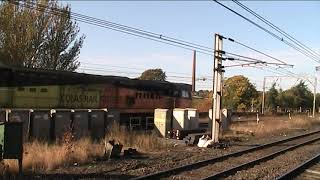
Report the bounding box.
[0,65,192,130]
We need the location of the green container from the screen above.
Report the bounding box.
[0,122,23,160]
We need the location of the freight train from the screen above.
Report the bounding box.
[0,65,192,129]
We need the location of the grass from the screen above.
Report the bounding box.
[105,122,168,152]
[228,114,320,136]
[5,137,103,174]
[3,123,167,174]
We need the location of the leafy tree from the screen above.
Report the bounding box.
[266,83,279,111]
[191,90,212,112]
[222,75,258,110]
[0,1,85,71]
[191,97,212,112]
[277,81,312,111]
[289,81,313,109]
[195,90,212,98]
[139,68,167,81]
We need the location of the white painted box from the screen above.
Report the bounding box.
[154,109,172,137]
[173,108,188,130]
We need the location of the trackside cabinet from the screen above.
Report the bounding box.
[0,122,24,174]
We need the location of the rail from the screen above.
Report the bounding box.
[132,130,320,180]
[203,136,320,179]
[276,153,320,180]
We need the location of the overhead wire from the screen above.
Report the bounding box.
[221,35,287,64]
[13,1,292,68]
[262,65,314,86]
[78,66,214,81]
[221,51,293,67]
[213,0,320,63]
[78,67,189,79]
[9,1,308,86]
[81,62,213,78]
[12,1,215,56]
[232,0,320,60]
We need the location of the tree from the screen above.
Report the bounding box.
[0,1,85,71]
[289,81,313,109]
[139,68,167,81]
[277,81,313,111]
[278,88,294,109]
[192,90,213,112]
[195,90,212,98]
[222,75,258,111]
[266,83,279,112]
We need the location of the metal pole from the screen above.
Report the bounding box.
[313,77,317,118]
[192,50,196,92]
[262,77,266,115]
[5,109,11,122]
[212,34,223,143]
[251,99,254,112]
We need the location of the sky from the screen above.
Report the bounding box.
[63,1,320,91]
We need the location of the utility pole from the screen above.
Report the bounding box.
[262,77,266,115]
[251,99,254,112]
[192,50,196,93]
[313,76,316,118]
[212,34,223,143]
[315,66,320,117]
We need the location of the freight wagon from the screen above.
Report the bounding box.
[0,65,192,130]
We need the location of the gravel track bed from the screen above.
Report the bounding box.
[226,140,320,180]
[296,161,320,180]
[171,132,320,179]
[123,129,319,177]
[44,127,320,178]
[114,147,238,176]
[50,147,238,176]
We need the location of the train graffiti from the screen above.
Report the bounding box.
[0,65,192,130]
[0,83,192,112]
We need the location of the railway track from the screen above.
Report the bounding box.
[277,153,320,180]
[133,130,320,180]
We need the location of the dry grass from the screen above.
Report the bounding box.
[3,123,167,174]
[229,115,320,136]
[4,137,103,174]
[105,122,168,152]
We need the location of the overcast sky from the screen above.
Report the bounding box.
[63,1,320,91]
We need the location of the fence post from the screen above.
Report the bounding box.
[28,109,34,140]
[50,109,56,142]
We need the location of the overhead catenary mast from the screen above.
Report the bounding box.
[192,50,196,92]
[212,34,224,143]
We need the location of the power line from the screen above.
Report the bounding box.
[232,0,320,60]
[13,1,292,69]
[221,35,287,64]
[78,67,189,79]
[213,0,320,63]
[221,51,293,67]
[258,64,314,86]
[10,0,303,83]
[81,62,213,78]
[12,1,215,56]
[78,67,214,81]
